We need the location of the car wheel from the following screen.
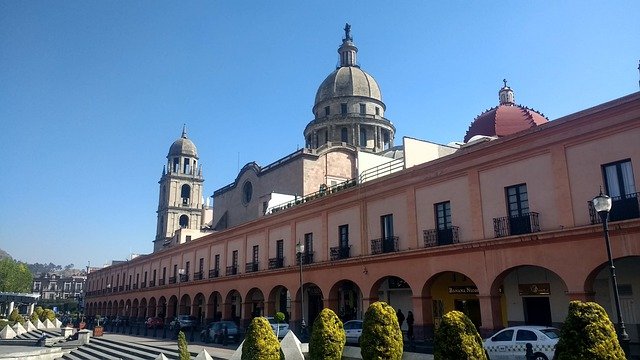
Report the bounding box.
[533,354,548,360]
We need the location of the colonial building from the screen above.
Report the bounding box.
[33,273,85,302]
[85,26,640,343]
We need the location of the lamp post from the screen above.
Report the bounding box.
[177,268,185,317]
[296,241,306,340]
[592,191,630,356]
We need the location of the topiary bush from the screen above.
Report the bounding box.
[9,308,25,325]
[309,308,346,360]
[242,317,281,360]
[178,330,190,360]
[360,301,403,360]
[41,308,56,322]
[553,301,625,360]
[434,310,486,360]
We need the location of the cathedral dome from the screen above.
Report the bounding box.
[464,81,548,143]
[168,126,198,158]
[314,67,382,107]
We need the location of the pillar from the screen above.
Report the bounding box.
[412,295,433,340]
[478,295,503,338]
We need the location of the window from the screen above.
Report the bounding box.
[501,183,537,236]
[173,157,179,172]
[276,240,284,259]
[341,103,347,114]
[253,245,259,264]
[215,254,220,270]
[341,127,348,143]
[153,269,156,282]
[325,106,330,116]
[602,159,638,221]
[242,181,253,204]
[516,330,537,341]
[143,271,147,283]
[506,184,529,217]
[135,273,139,286]
[173,264,177,277]
[179,215,189,228]
[181,184,191,205]
[304,233,313,255]
[492,329,514,342]
[199,258,204,273]
[232,250,238,267]
[360,104,366,114]
[183,158,190,174]
[339,225,349,248]
[378,214,396,253]
[359,128,367,147]
[186,235,192,242]
[375,107,380,115]
[383,131,390,150]
[435,201,452,230]
[381,214,394,239]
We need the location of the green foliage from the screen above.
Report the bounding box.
[178,330,190,360]
[0,319,9,331]
[242,317,281,360]
[8,309,25,325]
[0,258,33,293]
[309,308,345,360]
[41,308,56,322]
[34,306,44,317]
[360,301,403,360]
[274,311,285,323]
[434,310,487,360]
[553,301,625,360]
[30,311,40,323]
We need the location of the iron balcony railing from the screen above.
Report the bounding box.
[148,280,155,287]
[268,257,284,269]
[118,285,124,292]
[226,265,238,276]
[132,284,138,290]
[330,246,351,260]
[296,252,314,265]
[179,274,189,282]
[159,278,165,286]
[371,236,399,254]
[193,271,203,281]
[209,268,220,278]
[267,179,357,215]
[493,212,540,238]
[423,226,460,247]
[140,282,146,289]
[168,276,176,284]
[588,192,640,224]
[245,262,259,273]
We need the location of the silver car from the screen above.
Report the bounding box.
[343,320,363,344]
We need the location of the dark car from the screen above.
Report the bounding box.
[169,315,198,330]
[145,316,164,329]
[202,321,240,344]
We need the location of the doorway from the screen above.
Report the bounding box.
[523,297,552,326]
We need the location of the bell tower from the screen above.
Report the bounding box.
[153,126,205,252]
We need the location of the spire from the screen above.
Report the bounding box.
[181,124,187,138]
[338,23,358,67]
[499,79,515,105]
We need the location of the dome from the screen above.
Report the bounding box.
[168,126,198,158]
[463,81,548,142]
[314,66,382,107]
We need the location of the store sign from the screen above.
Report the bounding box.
[518,283,551,296]
[448,286,479,294]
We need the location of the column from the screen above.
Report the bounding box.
[477,294,502,338]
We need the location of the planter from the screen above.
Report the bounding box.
[93,326,104,337]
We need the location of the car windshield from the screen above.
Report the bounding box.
[540,328,560,339]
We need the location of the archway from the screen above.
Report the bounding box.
[124,299,132,317]
[268,286,291,322]
[328,280,363,321]
[207,291,223,322]
[139,298,148,320]
[179,294,191,316]
[132,298,139,319]
[297,282,323,329]
[371,275,414,332]
[148,297,157,317]
[157,296,167,319]
[193,293,206,324]
[225,290,242,324]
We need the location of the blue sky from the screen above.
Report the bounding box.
[1,1,638,269]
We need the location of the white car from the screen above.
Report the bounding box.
[265,317,289,338]
[483,325,560,360]
[343,320,363,344]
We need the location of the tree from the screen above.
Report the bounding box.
[553,301,625,360]
[41,308,56,322]
[178,330,190,360]
[9,308,25,325]
[434,310,487,360]
[242,317,281,360]
[274,311,285,338]
[0,258,33,293]
[309,308,345,360]
[360,301,403,360]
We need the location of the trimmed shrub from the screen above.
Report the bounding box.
[360,301,403,360]
[309,308,346,360]
[242,317,281,360]
[434,310,486,360]
[9,308,25,325]
[30,311,39,323]
[41,308,56,322]
[553,301,625,360]
[178,330,190,360]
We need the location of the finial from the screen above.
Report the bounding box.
[503,79,508,88]
[499,79,515,105]
[344,23,352,41]
[181,124,187,138]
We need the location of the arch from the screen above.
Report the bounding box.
[179,293,192,316]
[423,271,481,329]
[125,299,132,316]
[181,184,191,204]
[193,293,206,323]
[296,282,324,329]
[118,299,125,316]
[139,298,148,320]
[179,215,189,228]
[132,298,140,318]
[148,297,157,317]
[245,288,265,319]
[168,295,178,317]
[328,279,363,321]
[225,290,242,324]
[207,291,223,322]
[157,296,167,319]
[268,285,291,321]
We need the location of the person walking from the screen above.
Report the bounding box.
[396,309,405,329]
[406,311,415,341]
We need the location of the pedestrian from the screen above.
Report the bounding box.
[396,309,405,329]
[406,311,414,341]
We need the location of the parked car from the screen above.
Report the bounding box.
[145,316,164,329]
[169,315,198,330]
[201,321,240,344]
[343,320,363,344]
[265,316,289,338]
[483,325,560,360]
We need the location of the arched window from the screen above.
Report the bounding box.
[383,131,390,150]
[242,181,253,205]
[341,127,348,143]
[179,215,189,228]
[181,184,191,205]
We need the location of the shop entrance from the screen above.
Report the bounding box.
[523,297,551,326]
[454,299,481,328]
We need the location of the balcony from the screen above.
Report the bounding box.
[140,282,146,289]
[159,278,165,286]
[118,285,124,292]
[330,246,351,260]
[226,265,238,276]
[132,284,138,290]
[493,212,540,238]
[296,252,314,265]
[149,280,155,287]
[125,285,131,291]
[588,192,640,224]
[371,236,399,254]
[179,274,189,282]
[245,262,259,273]
[168,276,176,284]
[423,227,460,247]
[268,257,284,269]
[209,268,220,278]
[193,271,203,281]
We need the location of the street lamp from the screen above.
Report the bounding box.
[296,242,306,339]
[592,191,630,356]
[177,268,185,317]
